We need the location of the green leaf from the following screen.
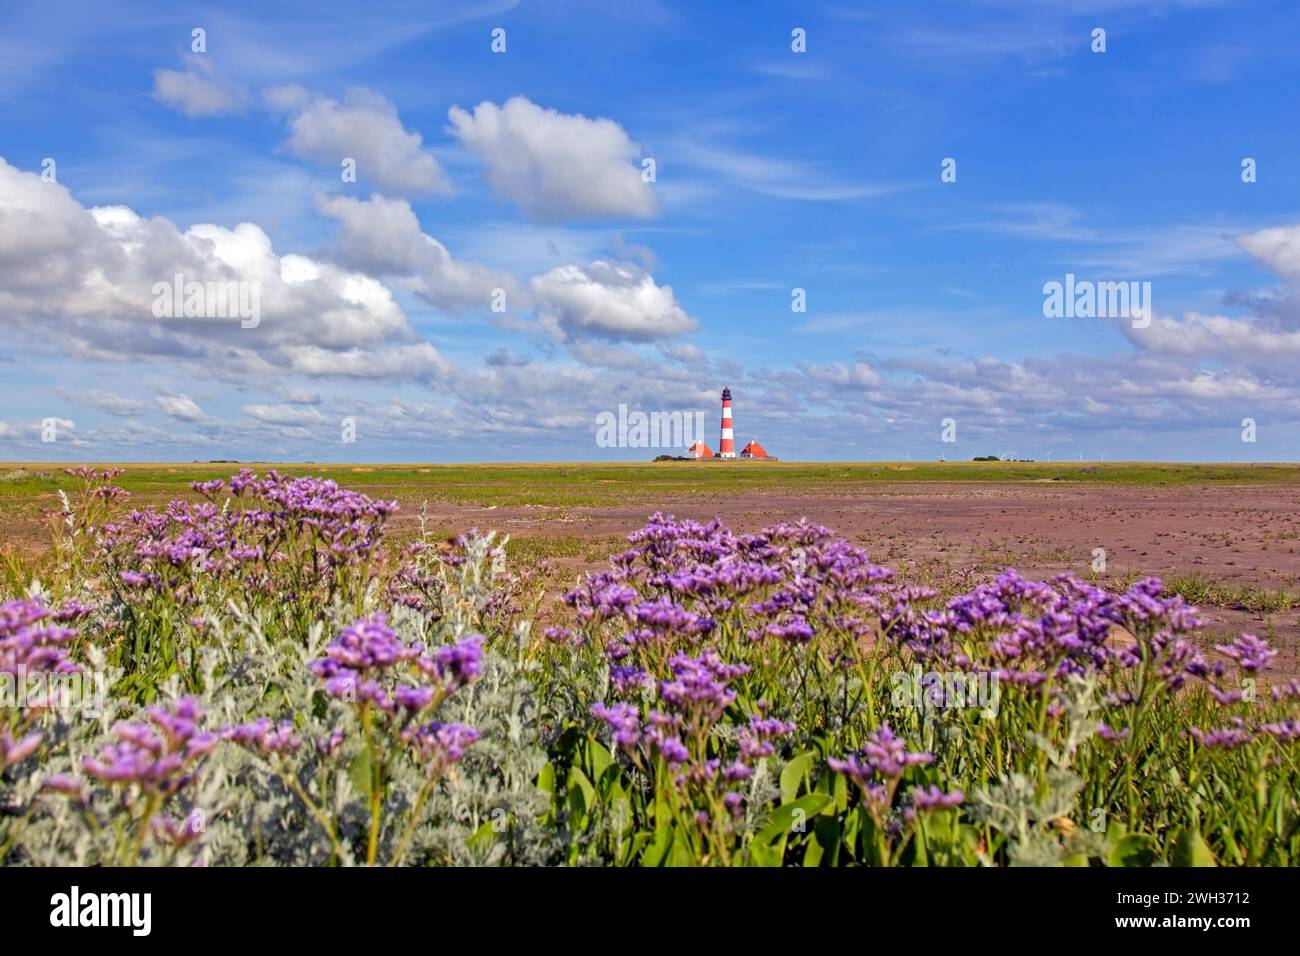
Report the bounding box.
[642,821,673,867]
[537,761,556,795]
[668,834,696,867]
[1109,832,1159,867]
[584,736,613,782]
[780,751,817,803]
[802,828,825,867]
[1171,828,1217,867]
[466,819,496,851]
[346,748,372,800]
[757,792,833,846]
[749,838,785,867]
[567,767,595,822]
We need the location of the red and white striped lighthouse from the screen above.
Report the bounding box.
[719,386,735,458]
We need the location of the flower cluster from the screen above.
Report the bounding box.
[80,698,218,797]
[1,597,82,678]
[830,724,935,817]
[101,469,398,606]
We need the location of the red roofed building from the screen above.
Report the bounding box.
[740,439,769,459]
[687,439,715,459]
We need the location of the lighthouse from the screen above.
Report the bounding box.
[719,386,735,458]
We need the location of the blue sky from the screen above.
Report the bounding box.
[2,0,1299,462]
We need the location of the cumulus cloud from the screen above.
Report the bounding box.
[156,393,208,422]
[241,403,327,426]
[277,88,451,197]
[315,192,518,310]
[57,388,144,416]
[529,260,696,342]
[1236,225,1300,278]
[448,96,657,221]
[0,156,440,385]
[152,68,243,117]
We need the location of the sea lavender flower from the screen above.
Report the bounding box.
[591,702,642,748]
[1,597,81,677]
[151,810,206,847]
[643,711,690,766]
[909,785,965,811]
[402,721,480,767]
[658,650,749,725]
[42,773,86,801]
[860,723,934,778]
[0,731,43,769]
[83,697,217,796]
[1259,719,1300,743]
[426,634,484,689]
[316,730,346,756]
[1189,719,1253,750]
[738,715,796,762]
[314,613,418,674]
[610,664,651,697]
[224,719,302,756]
[1215,633,1277,673]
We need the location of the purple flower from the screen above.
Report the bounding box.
[1259,719,1300,743]
[1,597,81,676]
[82,697,215,796]
[426,634,484,689]
[860,723,934,778]
[224,719,302,756]
[658,650,749,724]
[591,702,641,748]
[1189,719,1253,750]
[738,715,796,763]
[0,731,43,769]
[395,685,436,713]
[152,810,206,847]
[316,730,346,756]
[314,613,417,675]
[909,785,964,812]
[42,773,85,800]
[610,664,651,697]
[402,721,480,766]
[1215,633,1277,673]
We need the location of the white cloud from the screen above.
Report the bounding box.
[155,393,208,422]
[152,69,242,117]
[278,386,322,405]
[152,68,244,117]
[0,156,429,383]
[448,96,657,221]
[529,260,696,341]
[1237,225,1300,277]
[281,342,453,382]
[57,388,144,416]
[315,192,518,310]
[673,141,897,202]
[278,88,451,197]
[242,403,326,426]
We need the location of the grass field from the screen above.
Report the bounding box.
[5,462,1300,867]
[4,460,1300,509]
